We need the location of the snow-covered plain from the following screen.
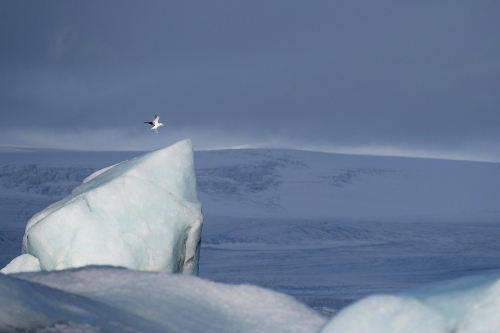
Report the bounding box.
[1,146,500,331]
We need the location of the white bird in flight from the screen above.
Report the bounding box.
[144,114,164,134]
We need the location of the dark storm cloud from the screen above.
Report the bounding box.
[0,1,499,159]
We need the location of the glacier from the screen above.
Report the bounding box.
[1,139,203,275]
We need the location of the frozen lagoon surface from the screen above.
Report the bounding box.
[1,145,500,331]
[197,149,500,312]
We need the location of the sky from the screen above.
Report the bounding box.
[1,1,499,161]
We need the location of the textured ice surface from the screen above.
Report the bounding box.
[2,140,202,274]
[1,266,326,333]
[318,273,500,333]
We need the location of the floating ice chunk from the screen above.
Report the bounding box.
[0,254,40,274]
[317,295,445,333]
[318,273,500,333]
[1,266,326,333]
[2,139,203,275]
[406,274,500,333]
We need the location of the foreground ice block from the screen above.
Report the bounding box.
[318,273,500,333]
[1,139,203,275]
[0,266,326,333]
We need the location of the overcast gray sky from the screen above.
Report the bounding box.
[1,1,499,161]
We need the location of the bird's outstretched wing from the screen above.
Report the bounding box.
[144,115,160,126]
[153,114,160,125]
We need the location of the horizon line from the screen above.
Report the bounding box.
[1,143,498,164]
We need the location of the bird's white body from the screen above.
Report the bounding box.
[144,114,164,133]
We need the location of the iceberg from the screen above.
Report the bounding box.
[318,273,500,333]
[1,139,203,275]
[0,266,326,333]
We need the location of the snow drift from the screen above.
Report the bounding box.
[1,139,203,275]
